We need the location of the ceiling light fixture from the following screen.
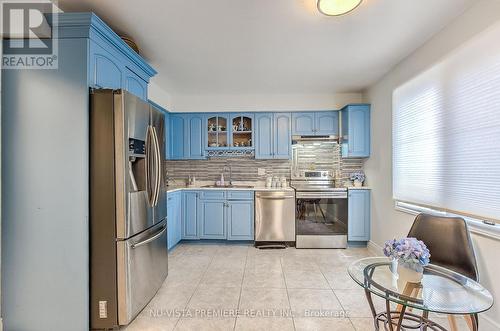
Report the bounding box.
[317,0,363,16]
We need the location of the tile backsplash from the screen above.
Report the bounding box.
[165,158,291,182]
[165,142,364,184]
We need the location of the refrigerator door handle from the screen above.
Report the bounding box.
[152,127,161,207]
[145,125,155,207]
[131,224,166,249]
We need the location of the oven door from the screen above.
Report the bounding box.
[295,191,348,248]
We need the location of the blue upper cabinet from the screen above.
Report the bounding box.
[168,113,206,160]
[164,111,171,159]
[341,105,371,158]
[230,114,254,149]
[185,114,206,159]
[315,111,339,135]
[206,114,231,150]
[170,114,185,160]
[88,40,123,89]
[54,13,156,99]
[348,189,371,242]
[255,113,291,159]
[123,67,148,100]
[292,112,316,135]
[274,113,292,159]
[292,111,339,136]
[255,113,273,158]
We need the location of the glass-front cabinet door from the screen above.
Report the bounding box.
[231,114,253,149]
[207,115,229,149]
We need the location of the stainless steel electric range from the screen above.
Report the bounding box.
[291,171,348,248]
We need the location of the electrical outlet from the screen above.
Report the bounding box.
[257,168,266,176]
[99,301,108,319]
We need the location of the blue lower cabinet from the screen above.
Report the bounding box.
[227,200,254,240]
[167,191,182,250]
[199,200,226,239]
[348,189,371,242]
[173,193,182,245]
[182,191,200,239]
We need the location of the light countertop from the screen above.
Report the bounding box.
[166,181,295,193]
[166,181,370,193]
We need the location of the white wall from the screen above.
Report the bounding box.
[363,0,500,328]
[148,79,174,110]
[168,92,363,112]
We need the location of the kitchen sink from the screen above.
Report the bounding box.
[201,185,254,189]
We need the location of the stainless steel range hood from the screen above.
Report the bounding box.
[292,135,339,143]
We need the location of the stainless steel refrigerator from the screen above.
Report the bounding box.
[90,89,168,329]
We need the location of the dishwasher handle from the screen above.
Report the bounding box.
[255,192,295,199]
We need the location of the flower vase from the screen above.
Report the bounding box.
[397,262,423,284]
[353,180,363,187]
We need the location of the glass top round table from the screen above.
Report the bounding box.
[348,257,493,315]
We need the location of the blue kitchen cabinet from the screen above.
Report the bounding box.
[199,200,226,239]
[341,105,371,158]
[227,200,254,240]
[292,112,316,135]
[164,111,171,159]
[89,40,123,89]
[230,113,254,149]
[167,191,182,250]
[182,191,200,239]
[348,189,371,242]
[255,113,274,158]
[274,113,292,159]
[292,111,339,136]
[255,113,291,159]
[195,190,254,240]
[169,114,186,160]
[315,111,339,135]
[86,14,156,101]
[185,114,206,159]
[206,114,231,150]
[123,67,148,100]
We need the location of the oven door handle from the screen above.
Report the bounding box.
[296,192,347,199]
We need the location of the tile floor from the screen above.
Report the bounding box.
[123,242,469,331]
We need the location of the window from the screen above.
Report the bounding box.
[393,22,500,225]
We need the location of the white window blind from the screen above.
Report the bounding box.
[393,22,500,223]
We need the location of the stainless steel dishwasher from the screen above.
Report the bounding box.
[255,191,296,247]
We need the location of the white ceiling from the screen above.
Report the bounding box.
[58,0,474,97]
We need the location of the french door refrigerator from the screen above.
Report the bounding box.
[90,89,167,329]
